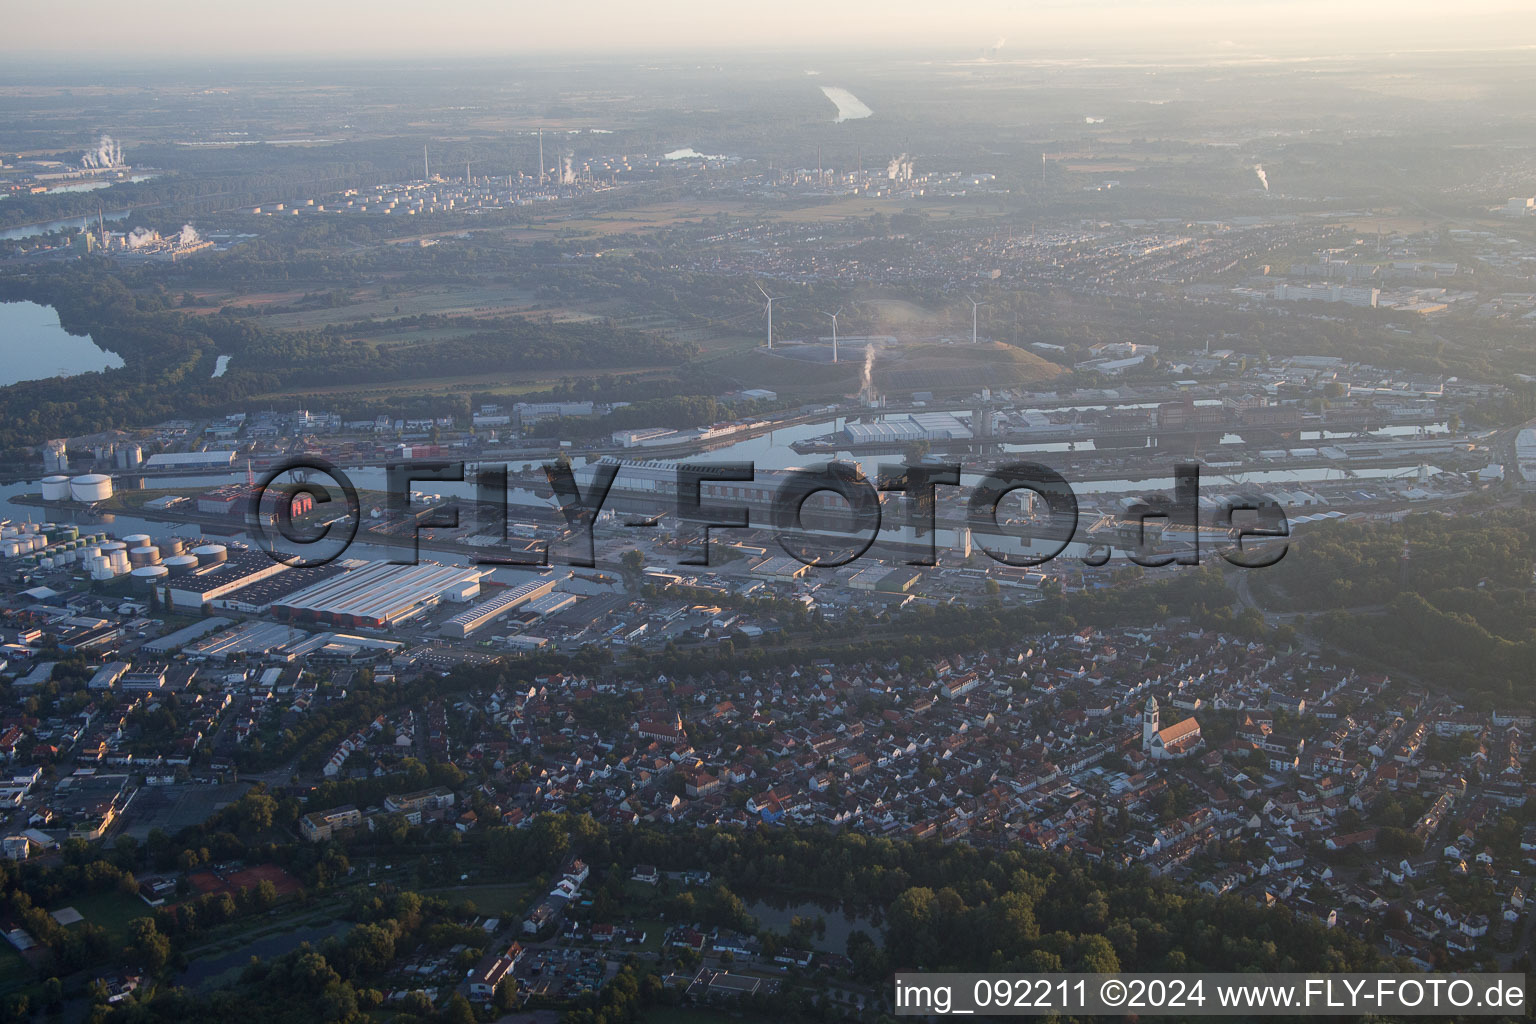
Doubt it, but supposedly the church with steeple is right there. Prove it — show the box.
[1141,695,1203,761]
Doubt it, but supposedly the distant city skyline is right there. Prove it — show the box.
[4,0,1534,59]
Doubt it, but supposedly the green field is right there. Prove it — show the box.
[420,882,532,917]
[52,889,152,945]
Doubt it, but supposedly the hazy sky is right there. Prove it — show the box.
[5,0,1533,58]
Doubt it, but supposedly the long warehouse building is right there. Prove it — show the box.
[439,575,561,637]
[272,562,486,628]
[142,450,238,470]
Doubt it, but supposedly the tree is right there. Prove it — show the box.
[128,917,171,973]
[493,977,518,1013]
[443,992,476,1024]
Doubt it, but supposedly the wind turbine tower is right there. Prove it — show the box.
[822,308,842,363]
[757,282,783,350]
[968,296,987,345]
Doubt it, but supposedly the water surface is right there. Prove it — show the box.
[0,301,123,385]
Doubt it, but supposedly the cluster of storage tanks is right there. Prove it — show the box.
[124,538,226,590]
[1,523,115,572]
[2,523,226,588]
[39,474,114,503]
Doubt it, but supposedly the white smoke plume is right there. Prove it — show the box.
[80,135,125,171]
[993,36,1007,54]
[178,224,201,246]
[126,227,157,249]
[861,344,875,395]
[1253,164,1269,191]
[820,86,873,123]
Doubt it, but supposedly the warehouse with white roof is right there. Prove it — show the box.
[272,562,486,628]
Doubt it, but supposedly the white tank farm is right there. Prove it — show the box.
[70,473,113,502]
[41,476,70,501]
[131,565,169,589]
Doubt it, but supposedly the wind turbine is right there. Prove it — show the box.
[967,295,987,345]
[757,282,784,349]
[821,308,842,363]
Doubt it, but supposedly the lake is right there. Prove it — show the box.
[747,897,882,955]
[0,300,123,386]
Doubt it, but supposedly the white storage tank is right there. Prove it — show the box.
[192,543,228,566]
[41,476,71,501]
[70,473,113,502]
[110,551,130,573]
[122,533,151,547]
[131,565,169,589]
[163,554,199,576]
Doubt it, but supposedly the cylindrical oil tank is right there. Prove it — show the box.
[128,546,161,567]
[69,473,113,502]
[122,533,150,547]
[163,554,199,576]
[110,552,130,573]
[192,543,227,566]
[131,565,169,589]
[160,537,186,557]
[40,476,70,501]
[40,557,54,570]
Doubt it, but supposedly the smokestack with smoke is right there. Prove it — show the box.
[81,134,125,171]
[178,224,200,246]
[126,227,157,249]
[1253,164,1269,191]
[861,344,875,399]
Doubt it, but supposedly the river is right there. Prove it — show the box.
[0,209,129,242]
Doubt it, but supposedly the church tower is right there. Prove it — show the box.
[1142,695,1160,752]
